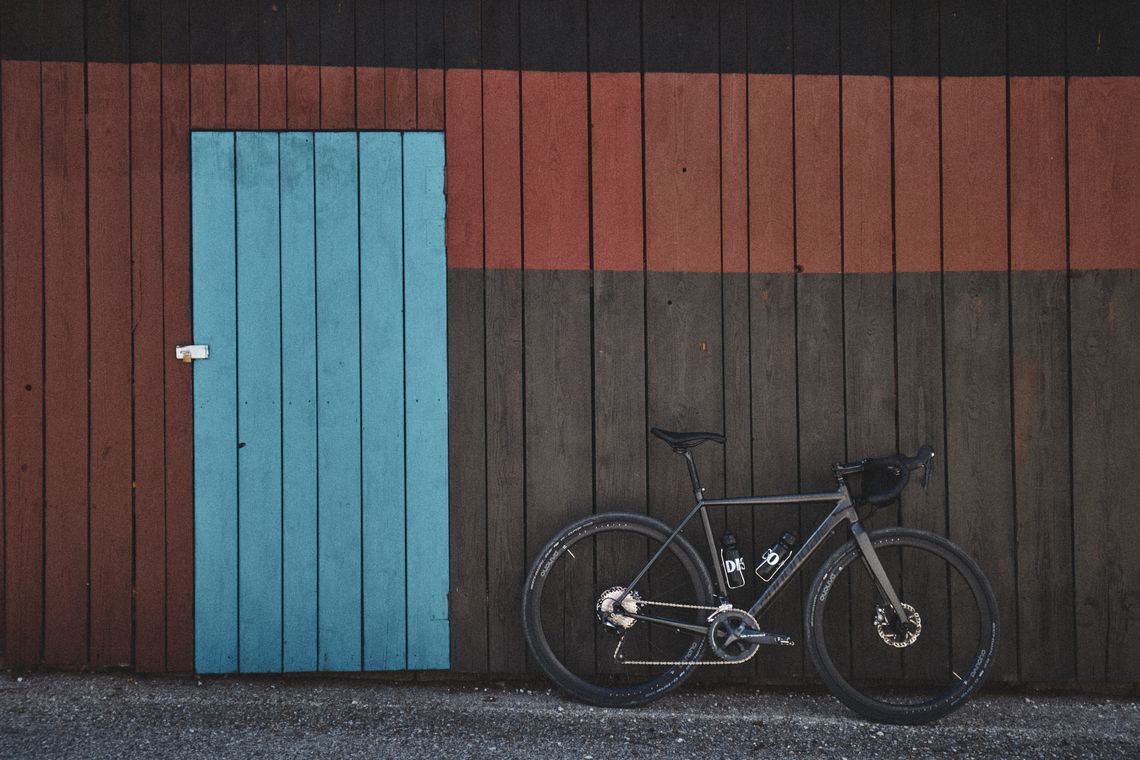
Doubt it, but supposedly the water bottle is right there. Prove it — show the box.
[720,532,747,589]
[756,531,797,582]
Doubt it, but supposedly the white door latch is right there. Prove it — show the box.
[175,344,210,363]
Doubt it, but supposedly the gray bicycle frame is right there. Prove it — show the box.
[616,448,910,636]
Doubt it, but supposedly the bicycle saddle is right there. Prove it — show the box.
[650,427,725,449]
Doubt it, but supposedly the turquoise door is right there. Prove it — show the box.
[190,131,448,673]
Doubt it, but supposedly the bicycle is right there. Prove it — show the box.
[522,427,998,725]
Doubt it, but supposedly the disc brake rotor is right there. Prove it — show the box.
[874,602,922,648]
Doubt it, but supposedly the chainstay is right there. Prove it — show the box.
[611,600,758,667]
[612,636,757,667]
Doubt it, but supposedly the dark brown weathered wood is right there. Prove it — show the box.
[894,273,949,681]
[446,268,489,673]
[1071,270,1140,683]
[485,268,527,673]
[943,273,1017,682]
[522,269,594,673]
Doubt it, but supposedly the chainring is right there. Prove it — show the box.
[706,609,761,663]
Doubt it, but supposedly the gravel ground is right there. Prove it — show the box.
[1,672,1137,759]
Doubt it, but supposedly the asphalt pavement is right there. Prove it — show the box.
[1,672,1137,759]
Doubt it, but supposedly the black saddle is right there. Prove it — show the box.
[650,427,725,450]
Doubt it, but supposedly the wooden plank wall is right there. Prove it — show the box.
[0,0,1138,687]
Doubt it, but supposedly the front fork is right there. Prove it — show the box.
[850,521,910,626]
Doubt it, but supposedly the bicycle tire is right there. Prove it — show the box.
[805,527,998,725]
[522,512,715,707]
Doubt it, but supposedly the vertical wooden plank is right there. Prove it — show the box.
[746,0,799,673]
[130,57,167,673]
[403,132,450,669]
[840,1,899,681]
[385,0,418,129]
[720,0,750,515]
[162,0,195,673]
[643,66,724,518]
[1069,79,1140,682]
[1071,271,1140,683]
[258,0,287,129]
[41,56,89,668]
[88,59,135,668]
[189,0,226,128]
[191,131,238,674]
[320,0,356,128]
[359,132,407,671]
[225,0,259,129]
[589,0,645,513]
[1009,2,1073,680]
[520,0,593,675]
[235,132,283,673]
[940,73,1017,681]
[443,64,488,672]
[587,0,647,679]
[483,35,527,671]
[314,132,363,671]
[417,0,445,129]
[1,59,44,667]
[1069,78,1140,270]
[356,0,385,129]
[286,0,320,129]
[279,132,319,672]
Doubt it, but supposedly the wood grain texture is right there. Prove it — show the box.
[130,61,167,673]
[321,66,356,129]
[41,61,89,668]
[1011,270,1074,681]
[162,61,196,673]
[841,76,892,273]
[943,272,1017,681]
[2,60,45,667]
[1010,77,1066,271]
[446,268,489,672]
[225,63,258,129]
[386,67,417,130]
[1071,270,1140,682]
[1069,78,1140,269]
[590,72,643,271]
[892,77,941,273]
[941,77,1007,271]
[793,75,841,274]
[521,71,589,270]
[749,75,794,274]
[485,269,526,673]
[87,63,134,667]
[644,72,720,273]
[444,69,483,269]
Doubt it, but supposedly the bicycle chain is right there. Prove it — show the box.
[610,600,758,667]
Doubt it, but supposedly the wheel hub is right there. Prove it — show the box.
[874,603,922,647]
[597,586,641,631]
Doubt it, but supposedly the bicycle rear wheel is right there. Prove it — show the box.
[805,527,998,724]
[522,512,714,707]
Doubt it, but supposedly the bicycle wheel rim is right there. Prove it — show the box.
[527,521,709,701]
[809,533,997,719]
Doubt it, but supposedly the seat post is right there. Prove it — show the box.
[678,448,705,502]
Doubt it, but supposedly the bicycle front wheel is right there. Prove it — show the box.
[523,512,714,707]
[805,527,998,724]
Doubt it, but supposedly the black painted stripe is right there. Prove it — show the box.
[1,0,1138,75]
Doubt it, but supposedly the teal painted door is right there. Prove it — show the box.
[191,131,448,673]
